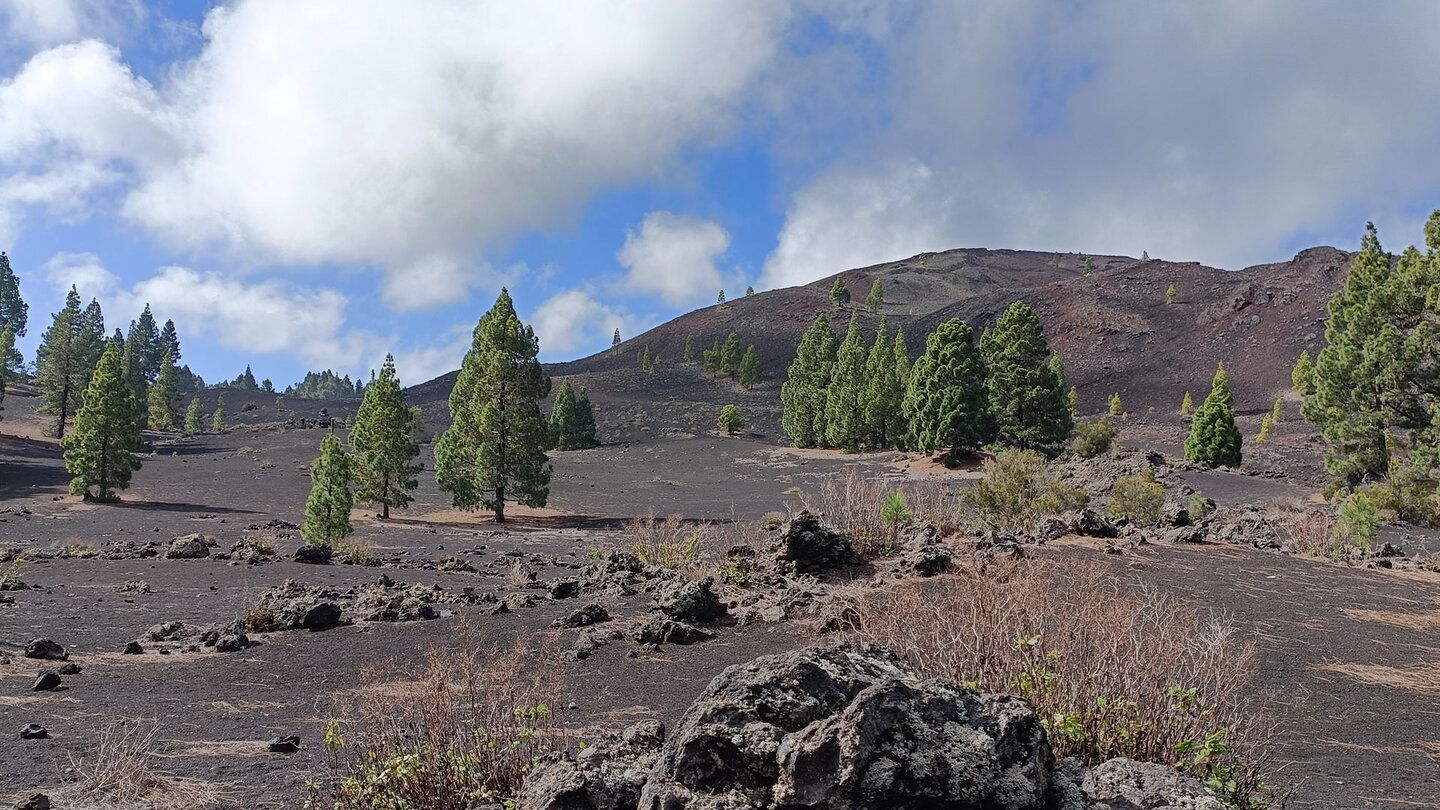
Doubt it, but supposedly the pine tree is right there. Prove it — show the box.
[738,345,760,390]
[61,342,141,501]
[131,304,161,381]
[1141,250,1150,261]
[717,404,743,436]
[720,332,741,377]
[351,354,421,519]
[980,302,1073,455]
[1109,393,1123,416]
[159,319,181,364]
[888,327,911,447]
[1181,391,1194,415]
[435,288,552,523]
[146,352,181,431]
[574,387,598,448]
[1068,386,1078,415]
[1166,285,1177,305]
[77,298,105,384]
[1302,222,1395,487]
[1257,413,1274,443]
[0,252,26,373]
[1082,255,1095,277]
[860,318,899,448]
[745,286,755,297]
[1291,350,1315,396]
[683,335,696,365]
[234,365,259,389]
[301,429,354,545]
[824,314,868,451]
[702,340,721,377]
[184,397,204,436]
[36,287,88,439]
[550,377,578,449]
[902,318,995,461]
[120,326,148,428]
[212,395,226,432]
[640,347,653,372]
[0,324,11,420]
[612,328,621,348]
[717,289,726,308]
[1271,397,1284,424]
[865,279,884,313]
[780,314,838,448]
[830,277,850,306]
[1185,363,1243,468]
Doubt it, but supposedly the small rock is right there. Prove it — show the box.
[57,663,81,675]
[267,735,301,753]
[553,602,610,629]
[19,723,47,739]
[31,671,61,692]
[302,602,343,631]
[122,641,144,655]
[23,638,67,661]
[165,534,212,559]
[13,793,49,810]
[293,544,332,564]
[547,578,582,599]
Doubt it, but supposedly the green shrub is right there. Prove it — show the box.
[1333,493,1377,548]
[1364,463,1440,527]
[1108,393,1123,416]
[1072,417,1118,459]
[1189,491,1211,520]
[717,404,743,436]
[1108,469,1165,525]
[880,492,913,530]
[960,449,1090,534]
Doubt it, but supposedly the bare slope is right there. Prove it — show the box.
[409,246,1350,443]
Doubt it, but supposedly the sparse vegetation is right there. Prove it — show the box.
[626,511,703,572]
[1333,493,1377,548]
[60,720,220,810]
[1109,392,1123,416]
[1166,284,1177,304]
[960,449,1089,534]
[1108,469,1166,525]
[309,627,564,809]
[853,561,1272,808]
[1181,391,1194,415]
[1072,417,1119,459]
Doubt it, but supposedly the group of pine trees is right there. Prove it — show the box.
[549,378,598,450]
[286,369,366,399]
[699,332,760,388]
[783,302,1074,460]
[1291,213,1440,509]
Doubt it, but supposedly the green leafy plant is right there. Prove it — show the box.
[1072,417,1119,459]
[1333,492,1377,548]
[1108,469,1166,525]
[1189,491,1212,520]
[960,449,1089,534]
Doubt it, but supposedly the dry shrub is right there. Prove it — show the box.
[310,623,567,809]
[334,538,376,566]
[800,467,902,558]
[1268,501,1337,557]
[58,720,221,810]
[853,561,1274,806]
[624,510,708,575]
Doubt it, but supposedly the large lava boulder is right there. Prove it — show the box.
[651,577,727,623]
[771,511,860,576]
[166,534,213,559]
[638,642,1052,809]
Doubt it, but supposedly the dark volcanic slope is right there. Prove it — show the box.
[409,246,1351,442]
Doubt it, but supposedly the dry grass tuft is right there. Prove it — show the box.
[311,621,567,809]
[1340,606,1440,632]
[56,720,223,809]
[624,510,709,576]
[852,560,1275,806]
[1318,661,1440,695]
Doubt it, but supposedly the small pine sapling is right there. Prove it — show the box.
[717,404,743,436]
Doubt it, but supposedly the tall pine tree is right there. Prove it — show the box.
[351,354,421,519]
[158,319,181,365]
[131,304,161,382]
[980,302,1074,455]
[0,324,12,420]
[824,314,868,451]
[780,314,838,447]
[78,298,106,384]
[36,287,87,439]
[719,332,742,377]
[435,289,552,522]
[1185,362,1243,468]
[184,397,204,436]
[550,377,577,449]
[865,279,884,313]
[860,318,901,449]
[737,345,760,390]
[902,318,995,462]
[302,429,354,545]
[147,352,181,431]
[574,387,598,448]
[121,325,149,428]
[61,342,141,501]
[0,252,26,373]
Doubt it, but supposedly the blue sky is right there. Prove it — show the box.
[3,1,1440,388]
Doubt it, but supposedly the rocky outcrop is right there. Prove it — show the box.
[651,577,727,623]
[770,511,859,576]
[165,534,213,559]
[518,643,1228,810]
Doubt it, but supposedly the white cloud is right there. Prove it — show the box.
[530,289,629,361]
[617,211,739,306]
[0,0,144,48]
[389,323,473,386]
[43,251,384,371]
[763,1,1440,287]
[0,0,790,302]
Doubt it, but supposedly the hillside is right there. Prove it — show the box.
[409,246,1351,443]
